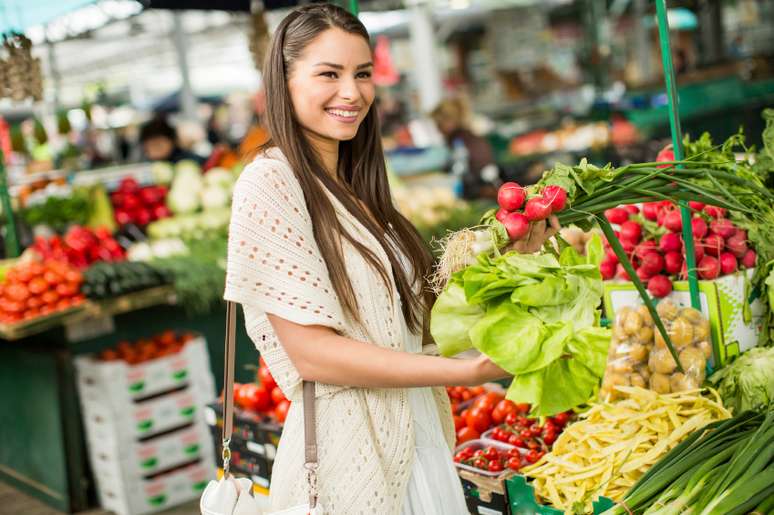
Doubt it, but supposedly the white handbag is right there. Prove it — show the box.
[200,302,324,515]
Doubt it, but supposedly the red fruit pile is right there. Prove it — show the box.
[495,182,567,241]
[454,444,525,474]
[0,260,85,324]
[449,389,507,444]
[31,226,125,269]
[601,201,757,298]
[111,178,171,227]
[487,410,572,453]
[98,330,197,364]
[233,357,291,424]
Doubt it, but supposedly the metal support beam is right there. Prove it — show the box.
[170,12,197,120]
[408,2,443,113]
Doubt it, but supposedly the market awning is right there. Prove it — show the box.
[0,0,97,33]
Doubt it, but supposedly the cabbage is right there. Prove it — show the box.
[429,234,611,416]
[709,346,774,413]
[200,186,229,210]
[151,161,174,185]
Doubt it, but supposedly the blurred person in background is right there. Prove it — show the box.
[431,97,499,200]
[139,115,205,164]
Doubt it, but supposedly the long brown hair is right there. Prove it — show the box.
[261,3,433,333]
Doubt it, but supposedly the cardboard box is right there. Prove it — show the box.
[75,336,214,402]
[603,269,763,367]
[88,422,214,477]
[94,460,213,515]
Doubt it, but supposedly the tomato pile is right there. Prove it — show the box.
[233,357,291,424]
[98,330,197,364]
[454,444,524,474]
[30,226,125,269]
[111,178,171,227]
[0,260,84,324]
[600,201,757,298]
[487,411,573,453]
[448,387,526,445]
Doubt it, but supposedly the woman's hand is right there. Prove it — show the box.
[468,353,510,385]
[507,215,561,254]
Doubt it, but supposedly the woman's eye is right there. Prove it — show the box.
[320,71,338,78]
[356,71,372,79]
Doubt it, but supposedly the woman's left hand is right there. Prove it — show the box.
[507,215,561,254]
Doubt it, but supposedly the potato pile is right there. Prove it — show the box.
[601,300,712,400]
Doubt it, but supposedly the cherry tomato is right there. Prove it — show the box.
[258,366,277,392]
[520,428,532,439]
[274,399,290,423]
[504,412,518,426]
[27,278,48,295]
[543,433,557,446]
[528,440,541,450]
[508,434,521,446]
[488,460,504,473]
[507,457,522,470]
[491,399,518,425]
[460,447,475,459]
[516,403,531,414]
[5,283,30,302]
[517,416,531,427]
[461,390,473,401]
[453,415,465,432]
[526,450,541,464]
[512,438,526,448]
[530,425,543,437]
[473,449,487,459]
[473,458,488,470]
[456,426,479,444]
[470,386,486,396]
[453,453,464,463]
[483,447,499,461]
[553,412,571,426]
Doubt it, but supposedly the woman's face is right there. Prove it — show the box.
[288,28,375,147]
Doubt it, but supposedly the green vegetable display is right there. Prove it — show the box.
[708,346,774,414]
[431,235,610,416]
[22,191,90,231]
[604,410,774,515]
[82,261,171,299]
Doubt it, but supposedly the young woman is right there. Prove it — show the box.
[224,5,557,514]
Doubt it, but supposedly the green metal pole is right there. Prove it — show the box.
[0,148,19,258]
[655,0,701,310]
[348,0,359,17]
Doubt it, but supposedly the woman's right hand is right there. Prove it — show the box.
[467,353,510,385]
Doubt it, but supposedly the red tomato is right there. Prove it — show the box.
[41,290,60,305]
[491,399,518,424]
[27,278,48,295]
[472,458,488,470]
[43,271,61,286]
[520,428,532,439]
[453,415,465,431]
[488,460,504,473]
[460,409,471,421]
[553,412,571,426]
[5,283,30,302]
[456,426,479,444]
[466,407,492,433]
[258,366,277,392]
[507,457,522,471]
[274,400,290,423]
[504,412,518,426]
[526,450,541,464]
[470,386,486,396]
[516,403,531,414]
[460,390,473,401]
[271,386,286,406]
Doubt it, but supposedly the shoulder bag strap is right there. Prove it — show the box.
[222,302,319,508]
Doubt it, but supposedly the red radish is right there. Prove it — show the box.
[725,234,748,258]
[498,182,526,211]
[692,218,708,239]
[605,247,619,264]
[524,197,552,221]
[604,207,629,225]
[692,243,705,265]
[710,219,736,238]
[704,205,727,218]
[659,232,682,253]
[688,201,706,211]
[620,237,637,254]
[616,264,631,281]
[741,249,757,269]
[502,213,530,240]
[656,146,675,169]
[664,251,684,275]
[542,185,567,212]
[600,260,616,280]
[648,275,673,297]
[642,202,661,221]
[719,252,738,275]
[734,229,748,241]
[640,251,665,275]
[704,233,725,257]
[663,210,683,232]
[623,205,640,215]
[698,255,721,280]
[495,208,509,222]
[637,267,654,282]
[634,240,658,259]
[620,221,643,243]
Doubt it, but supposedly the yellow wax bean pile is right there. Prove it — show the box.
[521,386,730,513]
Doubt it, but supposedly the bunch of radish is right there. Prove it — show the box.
[495,182,567,241]
[600,200,757,298]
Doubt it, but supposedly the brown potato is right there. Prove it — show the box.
[636,305,654,327]
[679,347,706,376]
[649,347,678,375]
[696,340,713,360]
[628,343,649,363]
[650,372,671,394]
[656,300,679,321]
[630,373,646,389]
[671,318,695,348]
[679,307,704,324]
[636,326,654,345]
[624,311,644,336]
[693,319,710,342]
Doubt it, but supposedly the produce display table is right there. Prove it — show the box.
[0,293,257,513]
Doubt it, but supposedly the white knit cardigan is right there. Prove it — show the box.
[224,148,455,514]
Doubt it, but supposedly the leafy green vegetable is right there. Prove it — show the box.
[430,234,611,416]
[708,346,774,414]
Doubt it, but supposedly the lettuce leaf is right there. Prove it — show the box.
[431,281,485,357]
